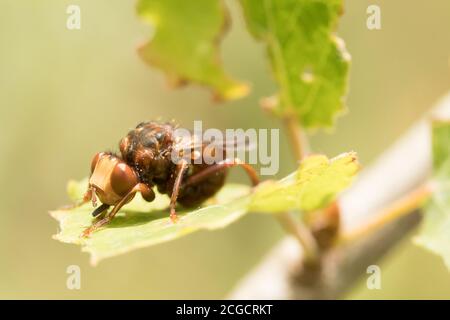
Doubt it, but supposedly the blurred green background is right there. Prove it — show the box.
[1,0,450,299]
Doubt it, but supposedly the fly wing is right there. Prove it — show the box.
[172,132,256,163]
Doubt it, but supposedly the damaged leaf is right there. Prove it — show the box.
[240,0,351,128]
[137,0,249,100]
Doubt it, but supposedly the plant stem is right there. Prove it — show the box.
[276,212,319,263]
[284,115,306,162]
[274,114,319,262]
[339,183,432,245]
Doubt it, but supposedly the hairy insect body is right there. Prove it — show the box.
[81,120,259,237]
[120,121,227,208]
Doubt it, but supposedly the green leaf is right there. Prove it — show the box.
[137,0,249,100]
[249,152,359,213]
[415,120,450,269]
[50,153,358,264]
[239,0,351,128]
[51,184,251,265]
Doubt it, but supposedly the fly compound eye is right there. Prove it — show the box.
[110,162,138,196]
[91,152,105,173]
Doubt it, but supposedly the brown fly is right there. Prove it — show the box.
[79,121,259,237]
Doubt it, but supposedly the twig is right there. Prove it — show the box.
[229,91,450,300]
[339,183,432,244]
[228,211,421,299]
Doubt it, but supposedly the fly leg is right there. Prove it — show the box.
[183,158,260,188]
[169,159,189,222]
[81,183,153,238]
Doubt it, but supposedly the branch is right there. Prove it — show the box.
[229,92,450,299]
